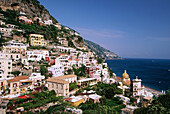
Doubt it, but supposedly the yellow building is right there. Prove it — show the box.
[121,70,131,86]
[69,96,84,107]
[29,34,47,47]
[7,76,33,94]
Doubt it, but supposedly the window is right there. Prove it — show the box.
[8,62,11,65]
[8,67,11,69]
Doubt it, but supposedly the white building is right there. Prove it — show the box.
[0,27,12,36]
[48,58,64,77]
[29,73,45,86]
[57,46,76,53]
[44,20,53,25]
[0,58,13,79]
[58,54,70,70]
[132,76,144,96]
[0,52,21,61]
[0,20,5,26]
[3,40,28,53]
[132,76,154,99]
[54,23,62,29]
[26,50,49,61]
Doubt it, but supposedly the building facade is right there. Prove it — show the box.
[46,74,77,96]
[2,40,27,53]
[29,34,47,47]
[26,49,49,61]
[7,76,33,94]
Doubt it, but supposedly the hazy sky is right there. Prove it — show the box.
[39,0,170,59]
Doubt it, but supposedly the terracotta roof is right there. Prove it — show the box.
[47,74,77,84]
[59,53,67,56]
[123,80,131,86]
[55,74,77,79]
[7,76,29,82]
[74,59,80,61]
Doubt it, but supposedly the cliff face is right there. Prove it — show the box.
[0,0,57,23]
[84,39,121,59]
[0,0,120,59]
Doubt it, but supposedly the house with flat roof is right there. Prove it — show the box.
[77,78,97,87]
[2,40,28,54]
[29,34,47,47]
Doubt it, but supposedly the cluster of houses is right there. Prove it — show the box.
[0,23,112,98]
[0,10,164,114]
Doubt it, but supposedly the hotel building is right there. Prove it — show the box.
[29,34,47,47]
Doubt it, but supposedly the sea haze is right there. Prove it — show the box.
[106,58,170,92]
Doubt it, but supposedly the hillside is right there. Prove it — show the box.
[0,0,120,59]
[84,39,121,59]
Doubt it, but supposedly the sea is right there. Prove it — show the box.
[106,58,170,92]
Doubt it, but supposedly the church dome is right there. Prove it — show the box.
[122,70,129,79]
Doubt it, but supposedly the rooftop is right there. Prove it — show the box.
[78,78,96,82]
[47,74,76,84]
[7,76,29,82]
[89,94,102,100]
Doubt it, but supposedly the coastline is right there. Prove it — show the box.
[115,76,163,96]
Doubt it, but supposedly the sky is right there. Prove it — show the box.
[39,0,170,59]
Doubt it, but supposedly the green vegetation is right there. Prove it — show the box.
[75,82,124,113]
[8,90,65,110]
[134,93,170,114]
[108,67,113,78]
[0,9,18,25]
[84,39,120,59]
[73,64,86,78]
[40,65,48,78]
[79,96,125,113]
[0,37,6,47]
[97,57,103,64]
[69,82,78,91]
[11,71,21,76]
[94,82,122,99]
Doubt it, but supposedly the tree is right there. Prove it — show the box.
[69,82,78,91]
[105,87,115,99]
[11,71,20,76]
[40,65,48,75]
[97,57,103,64]
[67,69,73,74]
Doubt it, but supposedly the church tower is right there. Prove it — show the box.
[121,70,131,86]
[132,76,142,96]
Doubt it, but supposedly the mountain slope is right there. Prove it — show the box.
[84,39,121,59]
[0,0,121,59]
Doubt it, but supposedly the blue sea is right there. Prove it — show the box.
[106,58,170,92]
